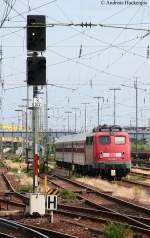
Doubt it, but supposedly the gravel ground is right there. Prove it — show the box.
[19,215,105,238]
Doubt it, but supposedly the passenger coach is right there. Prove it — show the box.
[55,125,131,178]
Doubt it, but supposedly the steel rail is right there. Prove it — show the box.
[0,197,25,207]
[132,166,150,171]
[130,171,150,178]
[51,173,150,215]
[19,223,79,238]
[0,233,16,238]
[122,178,150,189]
[76,195,150,230]
[48,174,150,230]
[58,204,150,226]
[2,173,29,204]
[0,218,50,238]
[56,209,150,235]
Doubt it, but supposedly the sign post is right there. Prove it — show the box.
[46,195,57,223]
[44,175,47,193]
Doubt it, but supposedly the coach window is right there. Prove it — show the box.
[115,136,126,144]
[99,136,110,144]
[86,136,94,145]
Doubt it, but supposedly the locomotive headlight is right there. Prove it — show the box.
[100,152,110,158]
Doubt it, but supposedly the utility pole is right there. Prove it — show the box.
[27,15,46,194]
[65,111,72,133]
[32,86,39,193]
[93,97,104,126]
[18,105,27,157]
[109,88,121,125]
[28,86,42,192]
[122,80,146,160]
[45,84,48,145]
[43,85,49,173]
[81,103,89,132]
[0,45,3,160]
[22,86,31,167]
[72,108,80,133]
[15,109,23,154]
[134,78,138,160]
[0,45,3,119]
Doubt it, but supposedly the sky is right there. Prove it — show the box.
[0,0,150,131]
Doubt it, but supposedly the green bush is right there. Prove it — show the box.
[0,162,4,168]
[17,185,33,193]
[21,167,27,173]
[10,168,18,173]
[59,189,76,201]
[13,156,22,162]
[27,169,33,177]
[104,222,131,238]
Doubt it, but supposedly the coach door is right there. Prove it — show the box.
[85,136,94,164]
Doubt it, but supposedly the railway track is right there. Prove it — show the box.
[0,173,80,238]
[49,173,150,213]
[130,167,150,179]
[19,212,150,237]
[1,168,150,237]
[0,218,49,238]
[57,204,150,235]
[118,178,150,190]
[0,173,28,214]
[45,172,150,231]
[0,171,103,237]
[132,166,150,171]
[0,174,29,209]
[20,223,83,238]
[2,173,29,203]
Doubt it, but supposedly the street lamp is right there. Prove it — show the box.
[93,97,104,126]
[109,88,121,125]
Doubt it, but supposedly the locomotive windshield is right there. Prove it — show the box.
[115,136,126,144]
[99,136,110,144]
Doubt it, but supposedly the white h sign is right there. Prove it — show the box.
[47,195,57,210]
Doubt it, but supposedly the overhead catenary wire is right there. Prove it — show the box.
[0,22,150,32]
[2,0,25,20]
[4,83,76,91]
[1,1,150,128]
[7,0,58,21]
[2,25,149,97]
[1,0,17,27]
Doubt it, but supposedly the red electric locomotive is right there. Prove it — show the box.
[55,125,131,178]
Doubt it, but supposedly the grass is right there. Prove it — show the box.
[12,155,24,163]
[104,222,132,238]
[17,185,33,193]
[59,189,76,201]
[10,168,18,173]
[0,162,5,168]
[26,169,33,177]
[129,174,145,181]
